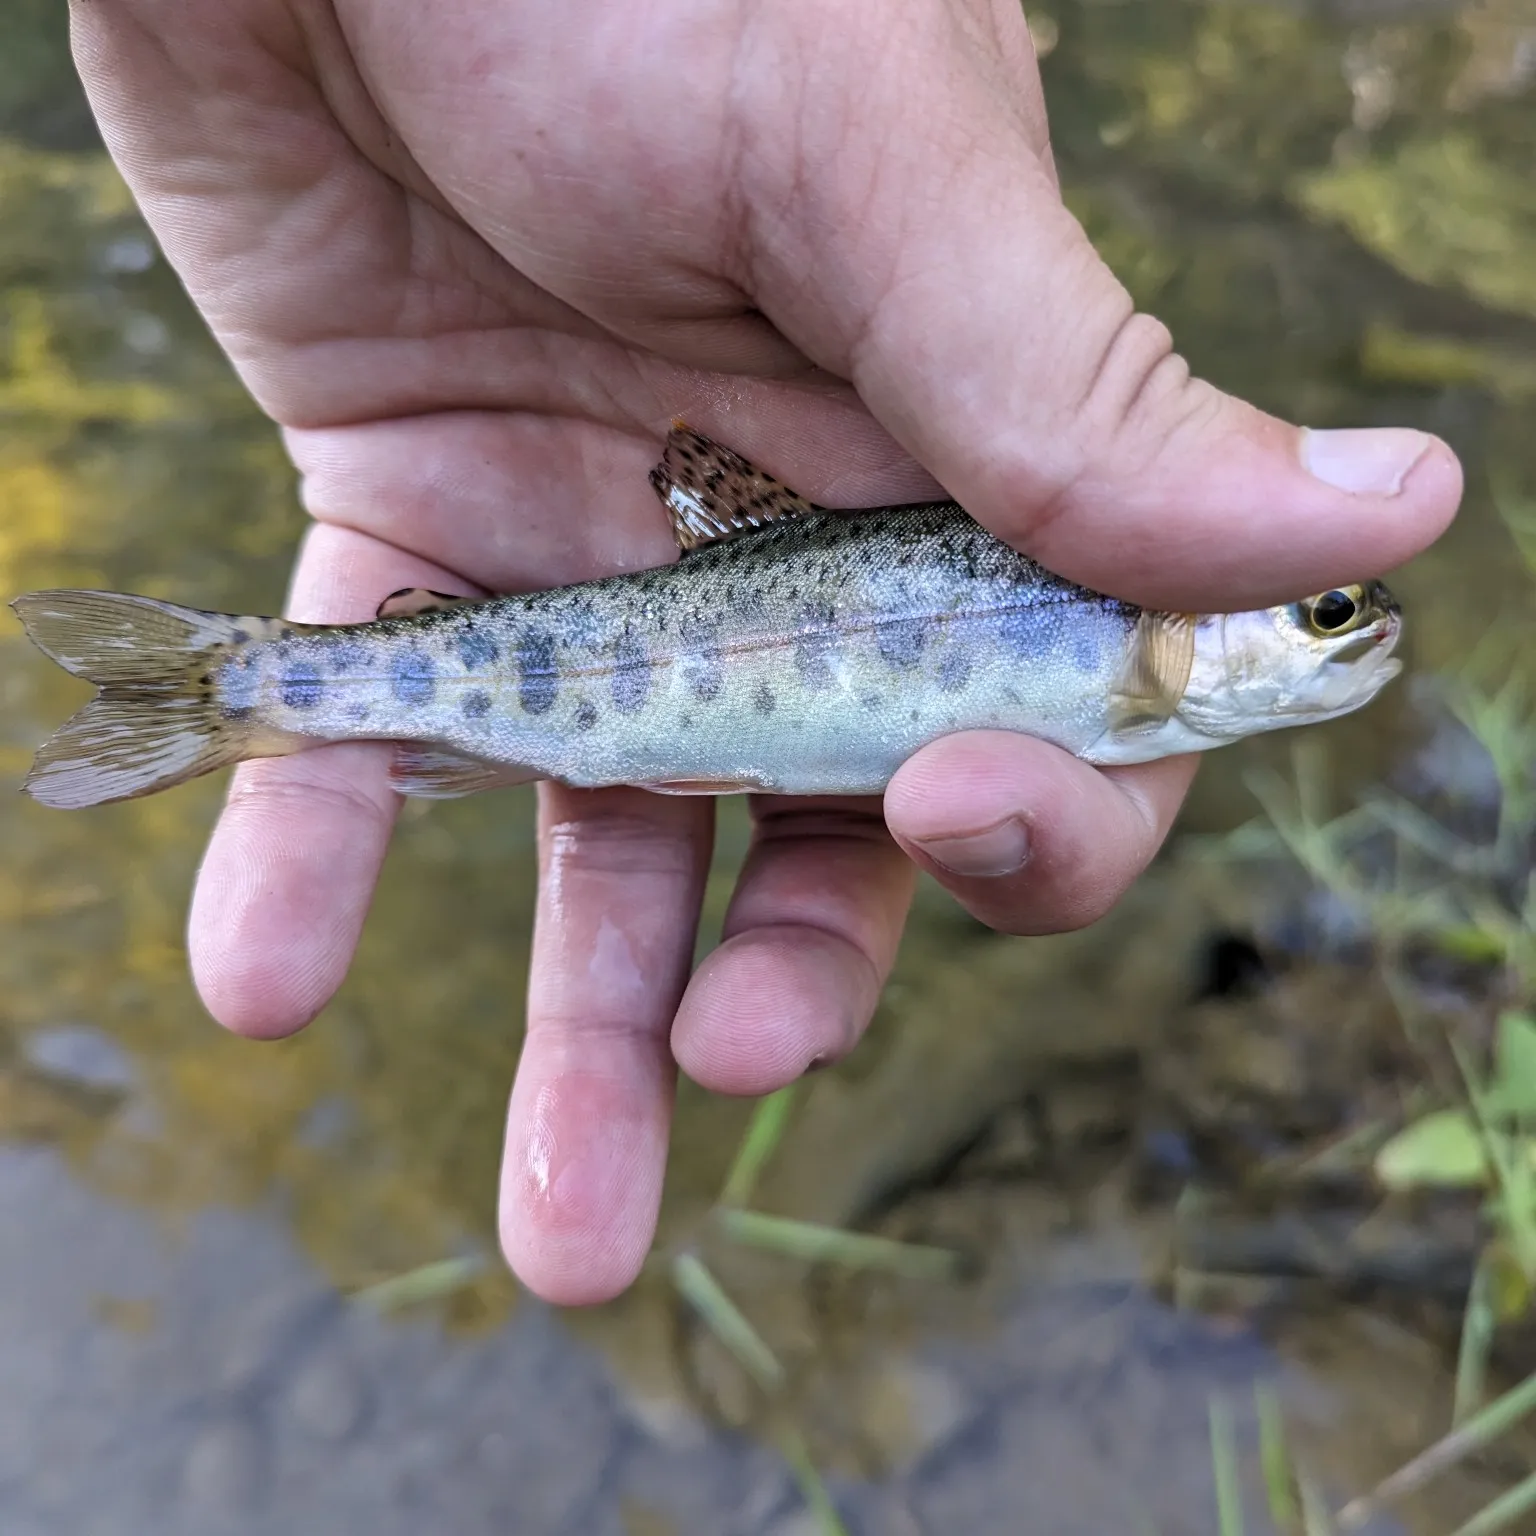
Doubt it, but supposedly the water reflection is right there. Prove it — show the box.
[1,0,1534,1529]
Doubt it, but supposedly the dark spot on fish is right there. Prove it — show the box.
[679,713,693,730]
[231,628,249,645]
[215,652,259,719]
[938,650,973,694]
[328,641,371,674]
[391,649,436,706]
[345,702,370,722]
[753,681,775,715]
[561,601,605,653]
[878,615,929,669]
[462,689,492,720]
[574,701,598,731]
[794,640,832,689]
[280,662,325,710]
[612,631,652,714]
[279,626,295,640]
[517,629,558,715]
[683,654,722,702]
[794,602,838,689]
[999,606,1053,658]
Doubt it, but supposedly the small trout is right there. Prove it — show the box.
[13,427,1403,811]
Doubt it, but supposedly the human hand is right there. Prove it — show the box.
[70,0,1459,1303]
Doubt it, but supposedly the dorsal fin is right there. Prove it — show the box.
[648,423,822,552]
[376,588,472,620]
[1108,610,1198,732]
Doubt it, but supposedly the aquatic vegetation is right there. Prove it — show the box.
[1191,474,1536,1533]
[351,1083,962,1534]
[665,1086,961,1534]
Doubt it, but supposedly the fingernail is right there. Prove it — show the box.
[1301,427,1431,496]
[912,816,1029,878]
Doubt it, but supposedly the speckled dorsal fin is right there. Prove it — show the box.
[648,423,822,552]
[1108,610,1197,732]
[387,744,542,798]
[376,588,472,620]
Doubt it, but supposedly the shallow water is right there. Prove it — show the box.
[2,2,1534,1531]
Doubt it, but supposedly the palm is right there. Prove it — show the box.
[70,0,1457,1304]
[76,0,947,1302]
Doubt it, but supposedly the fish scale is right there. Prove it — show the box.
[218,507,1131,797]
[12,426,1404,810]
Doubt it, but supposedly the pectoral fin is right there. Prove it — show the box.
[1108,610,1197,732]
[648,423,822,552]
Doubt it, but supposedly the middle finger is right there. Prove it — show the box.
[672,796,916,1095]
[499,783,713,1305]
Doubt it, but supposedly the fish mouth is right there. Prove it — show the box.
[1324,605,1404,669]
[1310,624,1403,712]
[1326,633,1386,667]
[1263,613,1403,720]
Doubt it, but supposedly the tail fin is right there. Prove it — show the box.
[12,590,281,809]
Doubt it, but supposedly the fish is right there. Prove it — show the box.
[10,426,1404,812]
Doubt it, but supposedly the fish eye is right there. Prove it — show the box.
[1302,585,1369,637]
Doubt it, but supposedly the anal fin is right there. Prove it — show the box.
[648,423,822,552]
[640,776,770,796]
[388,744,543,798]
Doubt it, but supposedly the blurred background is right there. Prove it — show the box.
[2,1,1535,1532]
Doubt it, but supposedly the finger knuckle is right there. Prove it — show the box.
[540,810,700,881]
[1024,307,1215,546]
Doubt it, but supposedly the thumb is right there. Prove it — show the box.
[739,1,1460,611]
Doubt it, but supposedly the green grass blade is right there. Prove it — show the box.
[1210,1396,1246,1536]
[1453,1037,1536,1278]
[1338,1369,1536,1527]
[719,1087,798,1208]
[1359,789,1488,875]
[715,1208,961,1279]
[1454,1251,1497,1425]
[670,1252,784,1393]
[1447,1468,1536,1536]
[778,1425,851,1536]
[1491,467,1536,575]
[1297,1467,1338,1536]
[1257,1384,1300,1531]
[350,1254,486,1312]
